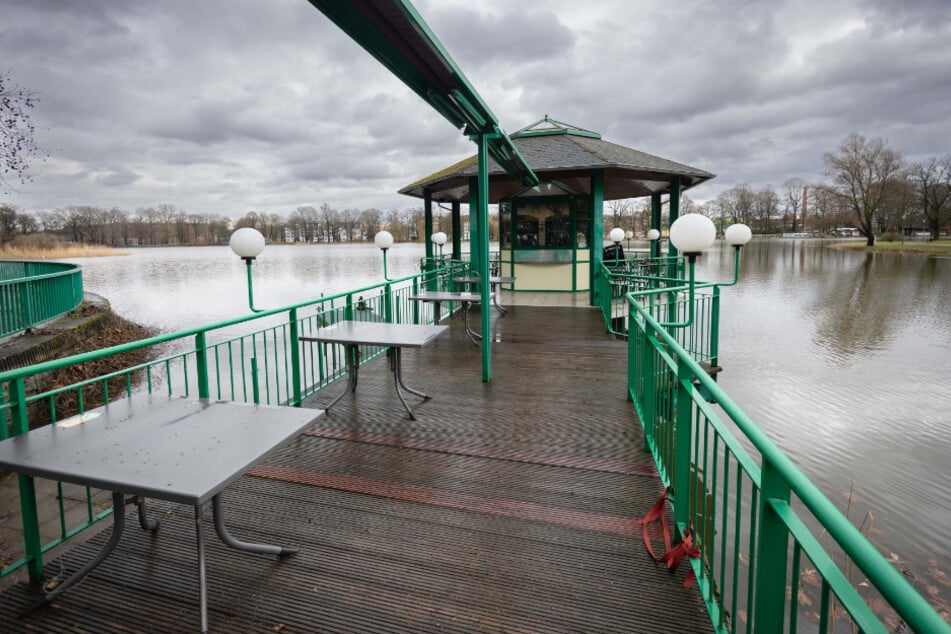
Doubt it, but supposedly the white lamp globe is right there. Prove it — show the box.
[646,228,661,241]
[625,230,634,239]
[374,230,394,250]
[229,227,266,259]
[725,223,753,247]
[431,231,447,246]
[609,227,626,243]
[669,213,717,254]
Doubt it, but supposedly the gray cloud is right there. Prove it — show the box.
[1,0,949,216]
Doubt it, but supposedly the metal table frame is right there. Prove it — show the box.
[300,320,447,420]
[0,395,322,633]
[408,291,491,346]
[453,276,515,314]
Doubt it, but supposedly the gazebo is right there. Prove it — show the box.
[400,116,714,303]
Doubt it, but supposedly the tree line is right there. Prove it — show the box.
[607,134,951,247]
[0,201,468,248]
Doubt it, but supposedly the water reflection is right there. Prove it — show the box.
[699,239,951,580]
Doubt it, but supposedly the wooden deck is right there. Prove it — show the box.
[0,304,713,633]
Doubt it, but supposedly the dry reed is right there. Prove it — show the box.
[0,244,128,259]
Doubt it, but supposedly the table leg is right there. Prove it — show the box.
[22,491,127,617]
[324,343,359,411]
[195,503,209,634]
[389,347,430,420]
[491,283,508,315]
[212,494,298,557]
[462,302,482,346]
[133,495,160,531]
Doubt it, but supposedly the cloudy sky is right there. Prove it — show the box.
[2,0,949,219]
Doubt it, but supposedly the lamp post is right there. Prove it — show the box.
[662,213,717,328]
[608,227,625,266]
[723,223,752,286]
[625,230,633,251]
[431,231,447,261]
[229,227,266,313]
[375,230,394,281]
[647,228,661,259]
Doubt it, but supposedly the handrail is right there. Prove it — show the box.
[0,261,469,582]
[623,273,950,632]
[0,261,84,339]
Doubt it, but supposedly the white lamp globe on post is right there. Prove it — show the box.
[646,228,661,259]
[431,231,447,260]
[229,227,266,312]
[625,230,633,250]
[608,227,626,266]
[663,213,717,328]
[724,223,753,285]
[669,213,717,262]
[375,230,395,280]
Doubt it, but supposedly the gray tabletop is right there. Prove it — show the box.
[408,291,491,303]
[0,395,322,506]
[300,320,447,347]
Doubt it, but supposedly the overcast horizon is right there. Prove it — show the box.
[2,0,949,219]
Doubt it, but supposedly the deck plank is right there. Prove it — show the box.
[0,305,713,633]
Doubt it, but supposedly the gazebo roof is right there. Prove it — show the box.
[399,116,715,202]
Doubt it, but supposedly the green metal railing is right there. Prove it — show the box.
[0,261,468,582]
[620,268,951,633]
[0,261,84,339]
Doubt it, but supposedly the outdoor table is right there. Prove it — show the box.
[453,275,516,314]
[0,394,322,633]
[408,290,491,346]
[300,320,447,420]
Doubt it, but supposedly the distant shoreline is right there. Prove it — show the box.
[826,240,951,256]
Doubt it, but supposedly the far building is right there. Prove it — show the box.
[399,116,714,302]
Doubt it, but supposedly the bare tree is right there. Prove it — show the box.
[1,72,49,192]
[753,186,779,233]
[607,198,633,232]
[783,178,806,232]
[715,185,755,227]
[360,208,382,242]
[0,203,17,243]
[340,207,360,242]
[911,155,951,240]
[822,133,905,246]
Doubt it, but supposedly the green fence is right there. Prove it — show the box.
[0,261,467,582]
[622,271,950,633]
[0,261,84,339]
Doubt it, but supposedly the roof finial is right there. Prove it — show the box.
[544,114,548,120]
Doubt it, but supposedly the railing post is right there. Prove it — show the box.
[710,287,721,368]
[21,281,34,331]
[640,326,657,453]
[674,358,694,529]
[250,356,261,405]
[9,378,43,581]
[383,283,393,323]
[753,459,792,632]
[289,308,302,407]
[412,278,420,324]
[344,294,354,321]
[194,332,210,400]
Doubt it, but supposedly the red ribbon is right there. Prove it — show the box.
[637,488,701,588]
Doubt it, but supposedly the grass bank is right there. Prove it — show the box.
[827,240,951,256]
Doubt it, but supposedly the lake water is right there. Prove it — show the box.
[65,240,951,592]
